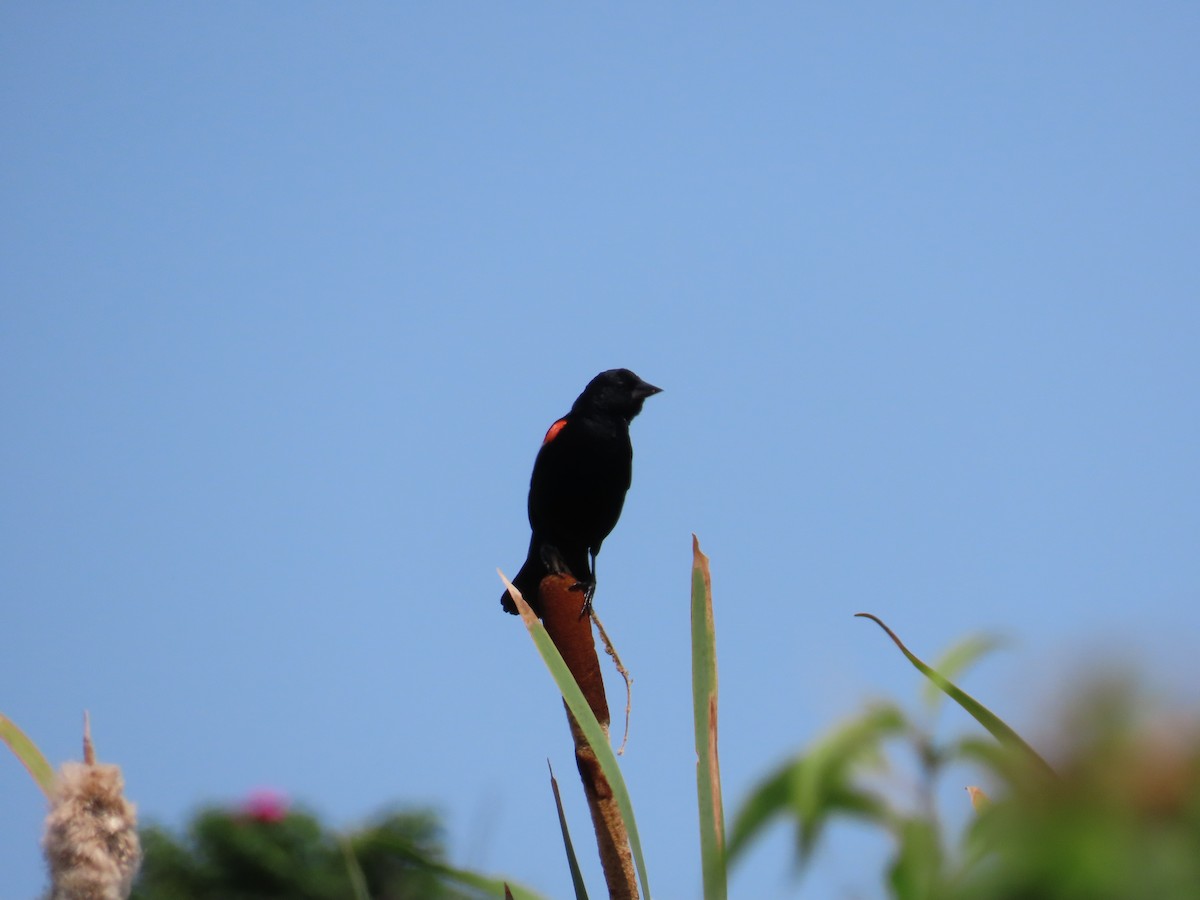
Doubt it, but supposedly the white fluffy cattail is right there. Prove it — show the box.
[42,717,140,900]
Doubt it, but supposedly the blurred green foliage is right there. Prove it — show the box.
[729,636,1200,899]
[958,680,1200,900]
[131,802,474,900]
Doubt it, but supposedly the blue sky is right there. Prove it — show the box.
[3,4,1198,898]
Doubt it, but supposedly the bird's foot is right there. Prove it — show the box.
[569,579,596,618]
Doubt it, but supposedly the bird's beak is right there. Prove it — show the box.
[633,380,663,399]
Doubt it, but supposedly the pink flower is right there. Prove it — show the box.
[242,788,289,823]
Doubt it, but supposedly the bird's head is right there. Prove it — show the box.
[574,368,662,421]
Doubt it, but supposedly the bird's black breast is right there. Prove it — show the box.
[527,414,633,552]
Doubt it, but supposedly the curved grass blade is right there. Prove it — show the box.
[411,860,550,900]
[691,536,726,900]
[364,832,552,900]
[501,571,652,899]
[443,870,545,900]
[1,713,55,797]
[338,835,370,900]
[728,703,905,863]
[855,613,1055,779]
[888,817,942,900]
[922,634,1004,710]
[548,761,589,899]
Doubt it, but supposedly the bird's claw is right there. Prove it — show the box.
[569,579,596,618]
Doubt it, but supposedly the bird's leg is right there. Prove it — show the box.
[542,543,595,614]
[570,581,596,618]
[568,550,599,618]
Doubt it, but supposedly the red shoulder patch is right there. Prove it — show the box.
[542,418,568,445]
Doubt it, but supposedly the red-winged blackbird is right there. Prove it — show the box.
[501,368,662,616]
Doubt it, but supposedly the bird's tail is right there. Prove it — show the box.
[500,537,544,615]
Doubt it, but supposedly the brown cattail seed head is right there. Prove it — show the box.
[42,760,141,900]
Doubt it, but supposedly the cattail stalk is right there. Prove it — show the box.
[538,573,638,900]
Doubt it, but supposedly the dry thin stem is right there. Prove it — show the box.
[82,711,94,766]
[591,609,633,755]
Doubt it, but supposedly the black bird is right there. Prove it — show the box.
[501,368,662,616]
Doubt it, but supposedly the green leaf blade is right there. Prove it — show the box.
[728,704,907,866]
[548,762,589,900]
[856,613,1055,779]
[691,536,727,900]
[922,633,1004,710]
[1,713,55,797]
